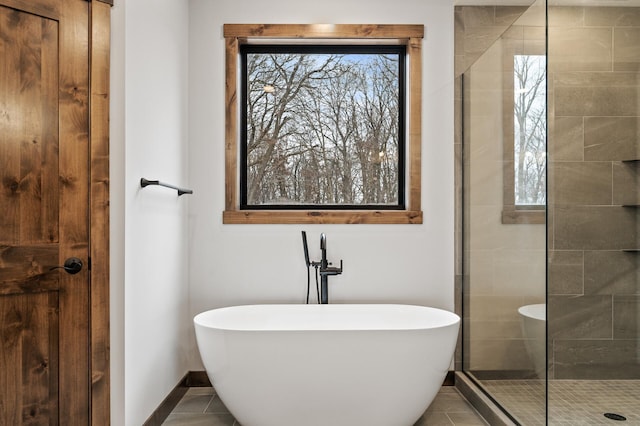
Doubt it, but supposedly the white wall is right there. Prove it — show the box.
[111,0,455,421]
[188,0,456,368]
[111,0,191,424]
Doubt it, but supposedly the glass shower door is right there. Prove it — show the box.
[460,1,547,424]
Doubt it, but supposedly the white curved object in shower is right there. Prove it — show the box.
[518,303,546,379]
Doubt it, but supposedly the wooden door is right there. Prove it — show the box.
[0,0,94,423]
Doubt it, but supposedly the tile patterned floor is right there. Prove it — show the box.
[480,379,640,426]
[549,381,640,425]
[161,385,488,426]
[480,380,545,425]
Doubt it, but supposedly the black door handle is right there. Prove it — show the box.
[50,257,83,275]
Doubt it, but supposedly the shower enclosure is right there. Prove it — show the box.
[457,0,640,424]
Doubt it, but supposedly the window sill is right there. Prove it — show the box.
[501,209,545,225]
[223,210,423,224]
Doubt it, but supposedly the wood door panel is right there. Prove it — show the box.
[0,245,59,295]
[57,0,90,422]
[0,6,59,246]
[1,0,109,422]
[1,1,91,424]
[0,292,59,426]
[0,0,60,21]
[0,6,63,425]
[89,3,111,422]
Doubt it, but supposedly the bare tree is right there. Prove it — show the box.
[246,53,341,204]
[245,50,402,206]
[514,54,546,205]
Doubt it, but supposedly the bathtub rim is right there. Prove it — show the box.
[517,303,546,322]
[194,303,460,332]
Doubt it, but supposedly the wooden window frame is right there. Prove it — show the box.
[222,24,424,224]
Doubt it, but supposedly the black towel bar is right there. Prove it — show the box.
[140,178,193,196]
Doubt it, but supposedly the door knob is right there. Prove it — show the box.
[50,257,83,275]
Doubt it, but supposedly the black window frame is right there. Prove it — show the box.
[239,43,407,211]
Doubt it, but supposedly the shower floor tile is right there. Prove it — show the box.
[162,385,488,426]
[550,380,640,425]
[479,380,545,426]
[480,379,640,425]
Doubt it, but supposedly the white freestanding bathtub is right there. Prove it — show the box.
[518,303,546,379]
[194,304,460,426]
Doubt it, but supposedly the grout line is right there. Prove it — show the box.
[169,386,489,426]
[202,395,214,414]
[443,412,457,426]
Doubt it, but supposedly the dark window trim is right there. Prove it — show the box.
[239,44,407,211]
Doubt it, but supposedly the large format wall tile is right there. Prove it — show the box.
[469,295,527,322]
[551,162,612,205]
[493,249,546,297]
[554,206,639,250]
[495,6,530,26]
[548,250,583,295]
[554,340,640,379]
[556,85,640,116]
[548,295,612,339]
[546,6,640,381]
[468,250,495,295]
[548,6,584,28]
[613,161,640,206]
[613,295,640,339]
[584,6,640,27]
[556,88,640,118]
[548,27,612,72]
[468,339,532,371]
[584,251,640,295]
[463,26,510,71]
[554,72,640,117]
[461,6,497,27]
[455,6,527,76]
[584,117,640,161]
[614,28,640,71]
[549,116,583,161]
[469,319,524,340]
[460,5,640,380]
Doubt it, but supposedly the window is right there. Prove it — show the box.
[502,37,547,225]
[223,24,424,224]
[241,45,405,210]
[513,54,546,207]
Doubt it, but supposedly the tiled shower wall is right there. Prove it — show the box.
[455,5,640,379]
[547,6,640,380]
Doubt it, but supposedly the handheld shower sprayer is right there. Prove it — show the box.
[302,230,311,267]
[301,231,320,303]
